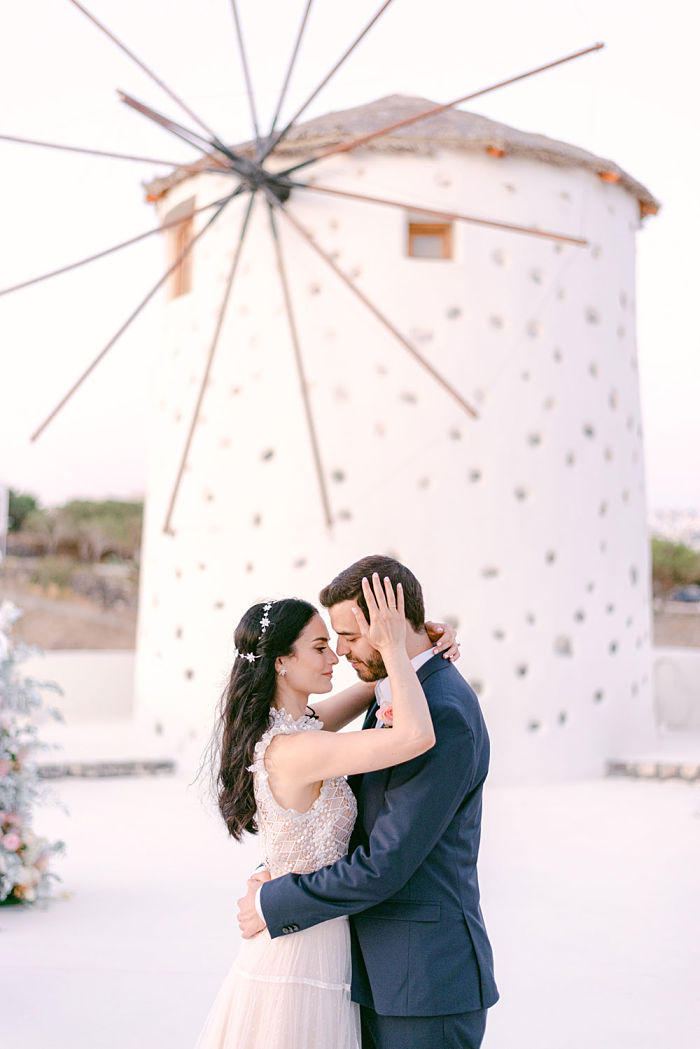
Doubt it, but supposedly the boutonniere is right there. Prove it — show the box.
[375,703,393,728]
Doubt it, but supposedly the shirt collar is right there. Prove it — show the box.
[374,647,435,707]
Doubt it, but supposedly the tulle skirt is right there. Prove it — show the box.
[194,916,361,1049]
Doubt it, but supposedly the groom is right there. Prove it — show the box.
[238,555,498,1048]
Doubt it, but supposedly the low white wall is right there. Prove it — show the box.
[24,650,135,723]
[653,647,700,730]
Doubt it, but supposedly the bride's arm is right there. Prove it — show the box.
[312,620,460,733]
[312,680,375,733]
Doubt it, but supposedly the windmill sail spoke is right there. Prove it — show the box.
[30,189,241,444]
[117,91,239,169]
[294,182,588,246]
[163,192,256,534]
[229,0,261,144]
[268,0,314,138]
[279,206,478,420]
[0,132,186,167]
[266,199,333,530]
[279,42,604,177]
[259,0,396,162]
[65,0,222,140]
[0,195,236,298]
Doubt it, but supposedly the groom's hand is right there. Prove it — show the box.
[237,872,270,939]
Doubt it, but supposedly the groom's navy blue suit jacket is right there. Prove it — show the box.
[259,654,499,1017]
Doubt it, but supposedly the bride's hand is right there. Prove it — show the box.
[352,574,406,655]
[425,620,461,662]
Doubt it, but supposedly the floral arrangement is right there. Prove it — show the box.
[0,600,64,904]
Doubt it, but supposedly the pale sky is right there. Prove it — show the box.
[1,0,697,511]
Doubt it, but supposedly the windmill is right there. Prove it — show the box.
[1,2,660,779]
[1,0,601,534]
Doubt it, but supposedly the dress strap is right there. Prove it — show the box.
[247,706,323,778]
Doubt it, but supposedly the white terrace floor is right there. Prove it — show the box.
[1,772,698,1049]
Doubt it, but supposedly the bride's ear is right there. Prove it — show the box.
[276,659,287,677]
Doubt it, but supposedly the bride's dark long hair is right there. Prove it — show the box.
[212,598,317,841]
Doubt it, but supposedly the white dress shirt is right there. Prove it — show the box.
[254,646,436,922]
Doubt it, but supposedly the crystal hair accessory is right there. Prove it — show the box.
[235,601,277,662]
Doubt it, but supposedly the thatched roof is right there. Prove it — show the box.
[145,94,659,216]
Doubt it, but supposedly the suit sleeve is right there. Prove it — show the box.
[259,697,476,938]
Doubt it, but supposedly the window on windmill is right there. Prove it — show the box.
[163,197,196,298]
[407,221,453,260]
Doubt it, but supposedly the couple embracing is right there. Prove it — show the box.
[195,554,498,1049]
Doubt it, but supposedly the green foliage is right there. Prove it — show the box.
[651,538,700,591]
[29,557,76,592]
[19,499,143,562]
[8,491,39,533]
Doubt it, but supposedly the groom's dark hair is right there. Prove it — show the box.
[319,555,425,631]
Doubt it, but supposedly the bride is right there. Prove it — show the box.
[195,574,458,1049]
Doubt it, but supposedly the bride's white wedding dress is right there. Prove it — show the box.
[195,707,361,1049]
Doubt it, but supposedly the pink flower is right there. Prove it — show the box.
[3,831,21,851]
[0,759,12,776]
[6,812,21,825]
[376,704,393,728]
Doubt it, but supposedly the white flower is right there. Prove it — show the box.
[0,601,22,634]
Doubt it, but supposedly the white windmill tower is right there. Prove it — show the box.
[132,95,658,782]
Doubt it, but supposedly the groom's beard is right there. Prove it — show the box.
[351,650,387,682]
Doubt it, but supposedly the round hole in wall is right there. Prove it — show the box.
[493,629,505,641]
[448,427,462,441]
[514,487,528,501]
[585,307,600,324]
[545,550,557,565]
[184,669,194,680]
[554,636,572,656]
[446,306,462,319]
[527,433,542,447]
[593,689,604,703]
[527,719,541,733]
[293,557,307,569]
[557,711,568,725]
[515,663,528,677]
[468,469,482,483]
[609,641,618,655]
[400,391,418,404]
[589,362,599,378]
[261,448,275,461]
[482,566,499,579]
[331,469,346,483]
[606,603,615,614]
[582,423,595,438]
[574,609,585,622]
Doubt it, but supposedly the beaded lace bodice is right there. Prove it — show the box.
[248,707,357,879]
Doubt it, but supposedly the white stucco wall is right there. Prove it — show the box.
[134,143,655,782]
[24,650,135,723]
